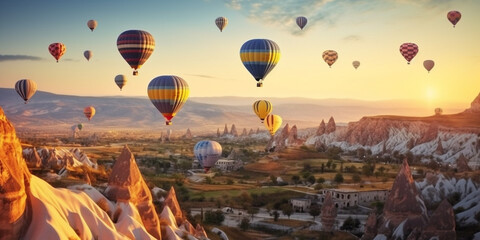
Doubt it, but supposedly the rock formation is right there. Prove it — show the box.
[105,145,161,239]
[361,212,378,240]
[266,123,305,152]
[23,147,42,168]
[216,128,220,137]
[166,129,172,141]
[241,128,247,136]
[183,128,192,139]
[320,192,337,232]
[326,117,336,134]
[419,199,456,240]
[316,120,326,136]
[163,186,184,226]
[230,124,238,137]
[435,138,444,155]
[248,128,254,135]
[196,224,208,239]
[0,107,31,240]
[256,128,260,134]
[417,123,438,145]
[466,92,480,113]
[456,153,472,172]
[223,124,228,136]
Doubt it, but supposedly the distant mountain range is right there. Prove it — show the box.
[0,88,465,132]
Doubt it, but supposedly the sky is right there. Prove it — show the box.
[1,0,479,110]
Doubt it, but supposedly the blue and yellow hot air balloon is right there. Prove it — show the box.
[240,39,280,87]
[15,79,37,104]
[194,140,222,173]
[253,100,273,123]
[117,30,155,76]
[264,114,282,136]
[147,75,189,125]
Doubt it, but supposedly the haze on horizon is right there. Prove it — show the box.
[1,0,479,111]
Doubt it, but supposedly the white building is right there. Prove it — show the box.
[215,159,243,172]
[319,189,390,208]
[290,197,312,212]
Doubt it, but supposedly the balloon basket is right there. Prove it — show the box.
[257,82,263,87]
[133,71,138,76]
[166,121,172,125]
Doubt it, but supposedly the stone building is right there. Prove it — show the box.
[319,188,389,208]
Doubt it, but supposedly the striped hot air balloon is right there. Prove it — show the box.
[352,61,360,69]
[399,43,418,64]
[253,100,273,123]
[48,43,66,62]
[322,50,338,67]
[447,11,461,28]
[240,39,281,87]
[147,75,190,125]
[296,16,307,30]
[87,19,97,31]
[114,74,127,91]
[84,106,95,121]
[215,17,228,32]
[194,140,222,173]
[264,114,282,136]
[15,79,37,104]
[423,60,435,73]
[117,30,155,76]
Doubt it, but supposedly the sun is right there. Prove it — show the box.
[426,86,435,101]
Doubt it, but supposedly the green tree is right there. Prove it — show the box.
[317,177,325,184]
[291,175,300,186]
[307,175,316,185]
[340,216,360,231]
[334,173,344,184]
[239,217,250,231]
[204,210,225,225]
[272,210,280,221]
[282,204,293,219]
[309,203,321,221]
[352,173,362,184]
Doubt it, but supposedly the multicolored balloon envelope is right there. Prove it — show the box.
[447,11,461,28]
[117,30,155,75]
[352,61,360,69]
[240,39,280,87]
[253,100,273,123]
[87,19,97,31]
[84,50,92,61]
[423,60,435,73]
[15,79,37,104]
[48,43,66,62]
[296,16,307,30]
[147,75,190,125]
[322,50,338,67]
[194,140,222,173]
[114,74,127,90]
[84,106,95,121]
[215,17,228,32]
[264,114,282,136]
[399,43,418,64]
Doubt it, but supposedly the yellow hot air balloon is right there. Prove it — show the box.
[84,106,95,121]
[253,100,273,123]
[322,50,338,67]
[264,114,282,136]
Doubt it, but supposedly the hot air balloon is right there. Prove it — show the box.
[84,106,95,121]
[147,75,190,125]
[322,50,338,67]
[15,79,37,104]
[253,100,273,123]
[215,17,228,32]
[87,19,97,31]
[77,123,83,130]
[423,60,435,73]
[114,74,127,90]
[296,16,307,30]
[117,30,155,76]
[84,50,92,61]
[447,11,461,28]
[352,61,360,69]
[48,43,66,62]
[264,114,282,136]
[194,140,222,173]
[399,43,418,64]
[240,39,280,87]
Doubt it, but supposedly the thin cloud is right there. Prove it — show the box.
[187,74,217,79]
[343,35,361,42]
[0,54,43,62]
[223,0,461,35]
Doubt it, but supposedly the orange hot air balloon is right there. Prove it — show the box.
[48,43,66,62]
[84,106,95,121]
[322,50,338,67]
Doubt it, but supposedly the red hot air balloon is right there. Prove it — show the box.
[48,43,66,62]
[399,43,418,64]
[117,30,155,76]
[447,11,461,28]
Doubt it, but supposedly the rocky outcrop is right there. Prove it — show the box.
[435,138,444,155]
[249,128,254,135]
[196,224,208,239]
[230,124,238,137]
[466,92,480,113]
[266,123,305,152]
[23,147,42,168]
[223,124,228,136]
[361,212,378,240]
[456,153,472,172]
[163,186,184,226]
[183,128,192,139]
[316,120,326,136]
[320,192,336,232]
[216,128,220,137]
[0,107,31,240]
[241,128,247,136]
[417,123,438,145]
[419,199,456,240]
[326,117,336,134]
[105,145,161,239]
